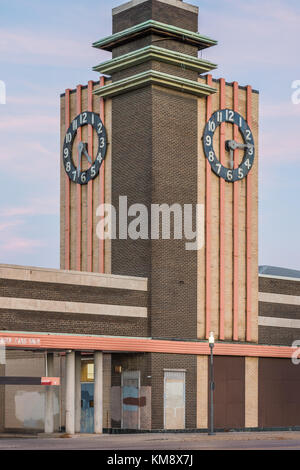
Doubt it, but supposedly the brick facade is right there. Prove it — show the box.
[259,275,300,346]
[0,266,148,337]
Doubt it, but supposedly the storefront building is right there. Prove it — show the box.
[1,0,300,434]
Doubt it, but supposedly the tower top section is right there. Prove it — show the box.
[93,0,217,100]
[112,0,198,33]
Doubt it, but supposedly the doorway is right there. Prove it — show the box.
[121,371,140,430]
[80,382,94,433]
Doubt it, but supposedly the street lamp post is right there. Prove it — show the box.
[208,332,216,436]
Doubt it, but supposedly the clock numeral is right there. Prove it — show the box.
[245,159,252,170]
[64,148,69,159]
[99,137,105,148]
[72,171,77,182]
[208,121,216,132]
[245,130,252,141]
[97,122,103,134]
[208,151,214,162]
[91,114,95,125]
[239,117,243,128]
[217,112,223,122]
[227,170,233,181]
[216,163,222,175]
[226,110,234,122]
[66,161,71,172]
[97,152,103,163]
[66,133,72,144]
[205,135,212,147]
[72,120,78,131]
[248,146,254,156]
[91,166,96,178]
[80,113,87,125]
[81,172,87,184]
[238,168,244,179]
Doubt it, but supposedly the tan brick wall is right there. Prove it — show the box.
[197,79,259,342]
[196,356,208,429]
[60,83,112,274]
[245,357,258,428]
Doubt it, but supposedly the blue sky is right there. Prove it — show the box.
[0,0,299,270]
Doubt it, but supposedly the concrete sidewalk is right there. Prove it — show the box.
[1,431,300,450]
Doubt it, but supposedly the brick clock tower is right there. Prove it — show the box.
[60,0,259,430]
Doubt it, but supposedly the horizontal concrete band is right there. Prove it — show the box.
[259,292,300,306]
[0,264,147,291]
[259,274,300,283]
[93,45,217,75]
[93,70,217,99]
[259,316,300,329]
[0,331,295,358]
[93,20,217,51]
[0,297,147,319]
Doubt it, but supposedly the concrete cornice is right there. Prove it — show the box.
[0,264,148,291]
[93,45,217,75]
[93,69,217,99]
[93,19,217,52]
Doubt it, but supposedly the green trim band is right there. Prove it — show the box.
[93,69,217,99]
[93,20,218,51]
[93,45,217,75]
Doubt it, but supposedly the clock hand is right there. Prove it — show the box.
[226,140,254,151]
[77,142,84,174]
[82,143,93,165]
[229,149,234,170]
[77,142,93,175]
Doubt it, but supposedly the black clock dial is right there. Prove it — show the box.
[63,111,107,185]
[203,109,255,183]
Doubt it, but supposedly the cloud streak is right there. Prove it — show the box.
[0,28,107,67]
[0,114,58,134]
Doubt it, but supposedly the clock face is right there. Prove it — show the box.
[63,111,107,185]
[203,109,255,183]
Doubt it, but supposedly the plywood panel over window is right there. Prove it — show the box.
[164,370,185,430]
[259,358,300,428]
[209,356,245,430]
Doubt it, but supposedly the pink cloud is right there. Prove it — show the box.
[0,196,59,218]
[0,237,45,253]
[0,221,23,232]
[261,102,300,119]
[260,132,299,162]
[0,29,108,67]
[200,0,300,69]
[0,115,58,134]
[0,140,59,180]
[7,96,58,107]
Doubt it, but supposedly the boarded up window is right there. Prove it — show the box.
[259,358,300,428]
[164,371,185,430]
[122,371,140,430]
